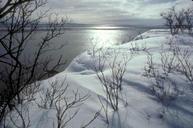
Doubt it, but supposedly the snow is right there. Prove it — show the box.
[3,29,193,128]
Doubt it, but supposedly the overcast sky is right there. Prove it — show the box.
[47,0,193,25]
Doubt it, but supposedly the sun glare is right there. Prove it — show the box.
[88,29,120,48]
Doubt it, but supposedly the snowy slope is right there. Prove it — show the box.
[3,29,193,128]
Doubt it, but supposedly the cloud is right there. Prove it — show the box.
[47,0,193,25]
[143,0,177,4]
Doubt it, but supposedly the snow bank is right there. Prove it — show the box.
[3,29,193,128]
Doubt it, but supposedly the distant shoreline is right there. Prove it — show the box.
[0,25,165,31]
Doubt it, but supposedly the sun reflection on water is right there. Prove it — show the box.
[88,28,121,48]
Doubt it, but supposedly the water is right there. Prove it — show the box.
[0,27,148,72]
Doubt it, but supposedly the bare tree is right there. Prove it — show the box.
[0,0,38,19]
[0,0,67,122]
[173,8,186,33]
[20,81,41,102]
[4,104,31,128]
[161,9,176,35]
[0,1,101,127]
[184,9,193,34]
[161,6,193,35]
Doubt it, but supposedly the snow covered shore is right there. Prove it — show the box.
[3,29,193,128]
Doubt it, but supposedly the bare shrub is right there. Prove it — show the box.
[152,75,179,106]
[175,46,193,88]
[94,49,128,112]
[98,95,110,125]
[143,54,157,78]
[80,111,100,128]
[160,51,180,76]
[37,80,68,109]
[54,97,100,128]
[143,36,193,119]
[54,89,88,128]
[144,53,179,107]
[33,78,98,128]
[88,39,103,57]
[129,41,149,55]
